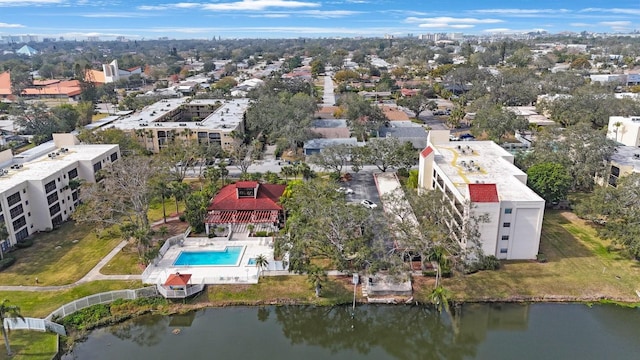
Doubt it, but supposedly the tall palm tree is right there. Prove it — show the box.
[429,285,451,314]
[254,254,269,277]
[169,181,191,215]
[0,299,24,357]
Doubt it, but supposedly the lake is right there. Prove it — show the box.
[63,303,640,360]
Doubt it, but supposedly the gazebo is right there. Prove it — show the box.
[158,272,205,299]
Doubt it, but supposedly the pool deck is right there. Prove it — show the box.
[143,236,277,285]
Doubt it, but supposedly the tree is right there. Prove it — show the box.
[575,174,640,259]
[307,265,326,298]
[526,162,572,203]
[77,128,144,156]
[254,254,269,277]
[74,156,159,253]
[228,142,253,175]
[76,101,95,127]
[11,102,61,145]
[506,48,532,68]
[397,93,436,118]
[307,144,352,175]
[353,137,417,172]
[0,299,24,357]
[184,190,210,233]
[472,102,528,143]
[169,181,191,215]
[339,93,388,141]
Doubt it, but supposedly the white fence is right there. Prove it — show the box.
[4,317,66,336]
[156,283,206,298]
[45,286,158,321]
[141,227,191,283]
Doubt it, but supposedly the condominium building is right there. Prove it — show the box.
[607,116,640,147]
[418,131,545,260]
[0,134,120,251]
[106,98,248,153]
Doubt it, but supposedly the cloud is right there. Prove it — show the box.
[482,28,547,34]
[474,8,569,15]
[0,22,25,28]
[581,8,640,16]
[249,13,290,18]
[599,21,631,27]
[0,0,63,5]
[203,0,319,11]
[418,23,474,29]
[82,12,146,18]
[570,23,591,27]
[406,16,502,24]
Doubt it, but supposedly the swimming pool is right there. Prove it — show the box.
[174,246,245,266]
[247,258,256,265]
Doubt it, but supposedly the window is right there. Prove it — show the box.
[44,180,56,194]
[72,192,79,201]
[12,216,26,230]
[0,215,4,223]
[504,208,513,214]
[68,168,78,179]
[500,248,508,254]
[49,203,61,216]
[7,192,20,207]
[9,204,23,219]
[110,152,118,162]
[501,235,509,241]
[93,162,102,173]
[15,228,28,242]
[237,188,255,198]
[503,222,511,228]
[47,192,59,205]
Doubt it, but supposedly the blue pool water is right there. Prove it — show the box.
[174,246,244,266]
[247,258,256,265]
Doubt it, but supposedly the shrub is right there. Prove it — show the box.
[396,168,409,178]
[536,253,547,263]
[179,215,186,222]
[0,256,16,270]
[254,231,269,237]
[15,239,33,249]
[208,233,215,238]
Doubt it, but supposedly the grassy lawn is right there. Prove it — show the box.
[431,211,640,303]
[148,198,185,223]
[91,113,109,122]
[189,276,356,306]
[0,222,122,286]
[0,331,58,360]
[0,280,142,318]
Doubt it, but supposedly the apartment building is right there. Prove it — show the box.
[600,145,640,187]
[417,131,545,260]
[0,135,120,251]
[107,98,248,153]
[607,116,640,147]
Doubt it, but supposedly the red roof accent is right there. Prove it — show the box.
[468,184,499,203]
[235,181,258,188]
[205,210,279,224]
[207,183,286,211]
[164,273,191,286]
[0,72,11,96]
[420,146,434,158]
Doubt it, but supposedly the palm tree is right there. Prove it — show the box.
[0,224,8,261]
[169,181,191,215]
[613,121,623,142]
[254,254,269,277]
[0,299,24,357]
[429,285,451,314]
[307,266,326,298]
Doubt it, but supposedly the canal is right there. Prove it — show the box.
[63,303,640,359]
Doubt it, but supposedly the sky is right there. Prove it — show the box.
[0,0,639,40]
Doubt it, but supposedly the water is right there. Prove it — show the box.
[64,304,640,360]
[173,246,244,266]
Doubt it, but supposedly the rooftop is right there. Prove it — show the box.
[611,145,640,173]
[0,144,118,191]
[431,140,542,202]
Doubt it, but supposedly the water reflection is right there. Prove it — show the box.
[64,303,640,360]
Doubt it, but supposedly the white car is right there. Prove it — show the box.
[360,199,377,209]
[336,187,355,195]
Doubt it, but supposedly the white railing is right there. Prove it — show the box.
[45,286,158,321]
[141,227,191,283]
[156,283,206,298]
[3,317,66,336]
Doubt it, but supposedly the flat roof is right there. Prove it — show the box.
[109,98,248,132]
[0,144,118,191]
[432,141,542,202]
[611,146,640,173]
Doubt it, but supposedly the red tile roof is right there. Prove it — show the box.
[164,273,191,286]
[420,146,433,158]
[208,183,286,211]
[0,72,11,96]
[22,79,82,97]
[468,184,499,203]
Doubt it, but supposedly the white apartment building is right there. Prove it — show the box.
[418,131,545,260]
[107,98,248,153]
[607,116,640,147]
[0,135,120,251]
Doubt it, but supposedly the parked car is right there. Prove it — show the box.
[459,133,475,140]
[336,187,355,195]
[360,199,378,209]
[449,135,460,141]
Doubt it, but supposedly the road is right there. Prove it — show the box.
[322,72,336,107]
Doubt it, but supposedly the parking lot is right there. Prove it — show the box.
[340,169,382,209]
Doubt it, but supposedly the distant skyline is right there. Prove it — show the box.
[0,0,639,40]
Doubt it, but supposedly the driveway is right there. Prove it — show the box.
[342,169,382,208]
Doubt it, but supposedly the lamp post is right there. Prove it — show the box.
[245,268,249,282]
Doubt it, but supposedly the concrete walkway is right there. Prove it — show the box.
[0,217,185,292]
